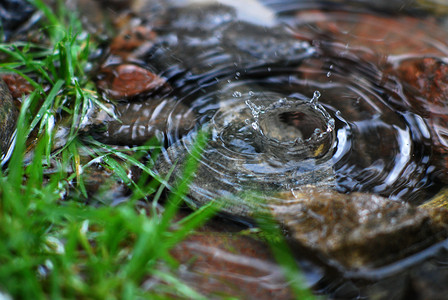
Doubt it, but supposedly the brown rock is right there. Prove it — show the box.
[1,73,34,99]
[170,218,297,300]
[273,186,448,270]
[97,64,166,99]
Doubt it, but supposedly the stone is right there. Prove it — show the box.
[169,212,298,300]
[1,74,34,99]
[97,64,166,99]
[273,186,448,269]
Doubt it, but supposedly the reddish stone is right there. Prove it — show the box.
[97,64,166,98]
[1,73,34,99]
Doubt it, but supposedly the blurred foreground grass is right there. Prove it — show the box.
[0,1,315,299]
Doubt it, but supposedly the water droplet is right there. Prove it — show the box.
[232,91,242,98]
[310,91,321,105]
[245,99,262,118]
[327,71,331,77]
[251,122,259,130]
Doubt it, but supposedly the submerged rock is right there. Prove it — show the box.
[170,214,299,300]
[1,74,34,99]
[391,57,448,183]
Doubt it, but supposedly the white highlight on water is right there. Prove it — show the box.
[310,90,321,104]
[186,0,276,26]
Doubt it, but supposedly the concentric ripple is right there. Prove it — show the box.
[156,81,336,213]
[127,1,448,211]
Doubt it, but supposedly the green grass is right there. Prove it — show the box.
[0,1,316,299]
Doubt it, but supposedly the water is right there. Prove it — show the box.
[94,0,448,297]
[122,1,446,205]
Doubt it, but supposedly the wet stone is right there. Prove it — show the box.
[97,64,167,99]
[0,78,18,157]
[221,22,313,65]
[162,3,237,33]
[1,73,34,99]
[274,186,448,269]
[360,244,448,300]
[77,160,138,206]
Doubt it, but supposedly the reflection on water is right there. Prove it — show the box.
[93,0,448,298]
[125,0,448,204]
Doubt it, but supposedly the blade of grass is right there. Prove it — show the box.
[29,79,64,136]
[159,130,209,233]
